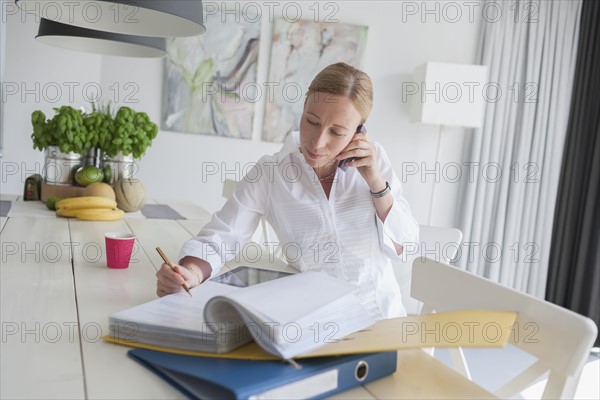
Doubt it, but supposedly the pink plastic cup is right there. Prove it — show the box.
[105,232,136,269]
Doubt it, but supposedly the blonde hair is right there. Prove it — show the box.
[306,62,373,124]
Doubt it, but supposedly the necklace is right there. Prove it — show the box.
[300,148,337,182]
[319,169,337,181]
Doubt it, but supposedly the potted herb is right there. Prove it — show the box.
[102,106,158,158]
[100,106,159,183]
[31,106,94,184]
[31,104,158,185]
[83,103,114,168]
[31,106,93,154]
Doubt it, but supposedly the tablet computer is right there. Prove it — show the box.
[210,266,292,288]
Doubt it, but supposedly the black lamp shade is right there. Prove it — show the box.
[17,0,205,37]
[36,18,166,58]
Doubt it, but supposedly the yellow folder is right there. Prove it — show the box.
[102,310,517,360]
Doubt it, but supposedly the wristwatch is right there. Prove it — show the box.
[370,181,391,198]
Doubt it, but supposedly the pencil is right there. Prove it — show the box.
[156,247,192,297]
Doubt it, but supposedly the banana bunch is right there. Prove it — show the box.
[55,196,124,221]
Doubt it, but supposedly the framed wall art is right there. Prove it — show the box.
[162,15,261,139]
[263,19,368,142]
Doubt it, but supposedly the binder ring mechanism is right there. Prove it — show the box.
[354,360,369,381]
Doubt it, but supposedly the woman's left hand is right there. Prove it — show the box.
[336,131,387,192]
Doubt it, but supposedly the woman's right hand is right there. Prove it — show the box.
[156,263,200,297]
[155,256,211,297]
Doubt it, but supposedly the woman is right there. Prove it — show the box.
[156,62,419,319]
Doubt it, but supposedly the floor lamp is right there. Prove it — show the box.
[410,62,488,225]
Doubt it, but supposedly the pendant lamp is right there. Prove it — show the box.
[16,0,205,37]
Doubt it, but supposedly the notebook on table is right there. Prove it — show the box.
[109,269,375,360]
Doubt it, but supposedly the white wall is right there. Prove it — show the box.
[1,1,482,226]
[1,8,102,195]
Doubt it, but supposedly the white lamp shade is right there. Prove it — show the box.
[410,62,488,128]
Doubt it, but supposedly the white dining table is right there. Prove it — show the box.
[0,195,494,399]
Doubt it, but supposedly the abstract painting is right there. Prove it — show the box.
[162,16,260,139]
[263,19,368,142]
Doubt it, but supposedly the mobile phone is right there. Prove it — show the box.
[338,124,366,170]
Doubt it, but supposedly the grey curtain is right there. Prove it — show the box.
[457,0,583,298]
[0,11,5,157]
[546,0,600,347]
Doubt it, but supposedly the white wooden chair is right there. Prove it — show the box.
[411,257,598,399]
[395,225,463,315]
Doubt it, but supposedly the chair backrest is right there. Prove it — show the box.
[411,257,598,399]
[395,225,463,315]
[417,225,463,262]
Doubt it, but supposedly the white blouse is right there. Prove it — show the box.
[180,132,419,319]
